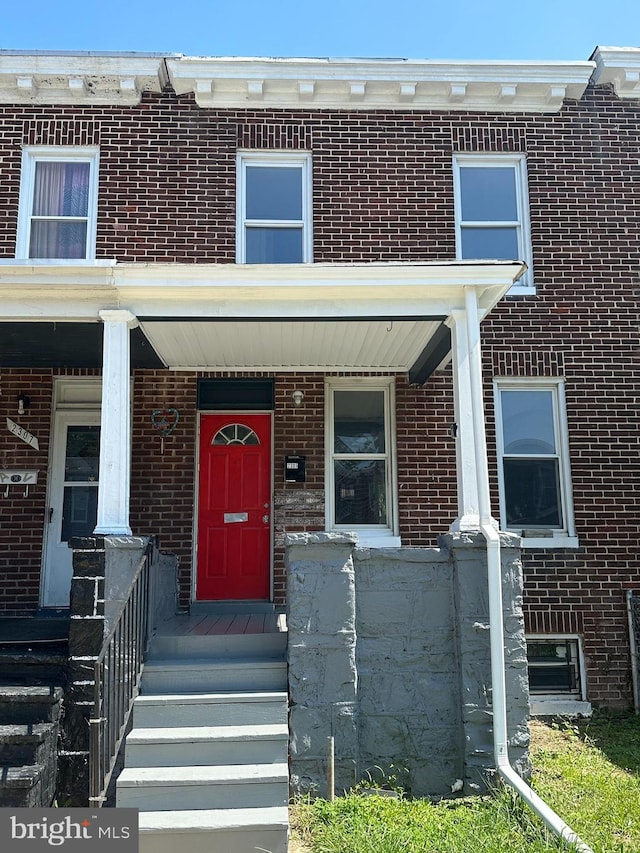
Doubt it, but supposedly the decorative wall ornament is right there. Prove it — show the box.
[151,408,180,453]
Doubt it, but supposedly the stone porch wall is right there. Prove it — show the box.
[58,536,177,805]
[286,531,529,798]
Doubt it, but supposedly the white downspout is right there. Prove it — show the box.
[463,286,594,853]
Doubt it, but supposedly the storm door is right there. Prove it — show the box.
[42,411,100,607]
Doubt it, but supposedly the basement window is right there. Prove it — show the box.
[527,635,592,716]
[528,637,582,695]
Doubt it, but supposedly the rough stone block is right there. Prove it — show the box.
[59,701,92,752]
[289,702,357,759]
[358,714,457,763]
[70,551,105,579]
[288,642,357,705]
[354,555,449,590]
[68,617,105,656]
[57,751,89,806]
[287,573,355,634]
[69,577,100,617]
[290,757,357,798]
[410,757,463,797]
[358,670,458,717]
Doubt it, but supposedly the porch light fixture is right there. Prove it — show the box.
[291,390,304,408]
[17,393,31,415]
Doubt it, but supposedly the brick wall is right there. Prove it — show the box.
[0,370,51,614]
[0,81,637,705]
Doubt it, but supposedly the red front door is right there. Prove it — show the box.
[197,414,271,600]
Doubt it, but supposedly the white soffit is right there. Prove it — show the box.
[0,53,168,104]
[165,56,595,112]
[591,47,640,99]
[138,319,440,371]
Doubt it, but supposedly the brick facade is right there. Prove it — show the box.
[0,73,637,707]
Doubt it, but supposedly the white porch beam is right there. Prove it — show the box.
[94,309,138,535]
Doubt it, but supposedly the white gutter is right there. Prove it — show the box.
[463,285,594,853]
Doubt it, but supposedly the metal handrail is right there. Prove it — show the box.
[89,538,156,806]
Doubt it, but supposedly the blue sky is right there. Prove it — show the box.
[1,0,638,61]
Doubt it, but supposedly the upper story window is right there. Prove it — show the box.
[236,152,312,264]
[325,378,399,547]
[494,379,577,548]
[453,154,533,291]
[17,147,99,261]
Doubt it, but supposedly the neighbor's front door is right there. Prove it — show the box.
[42,411,100,608]
[196,414,271,601]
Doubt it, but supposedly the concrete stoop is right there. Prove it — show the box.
[116,613,289,853]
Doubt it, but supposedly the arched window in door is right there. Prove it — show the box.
[212,424,260,446]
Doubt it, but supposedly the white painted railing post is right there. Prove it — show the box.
[94,309,138,535]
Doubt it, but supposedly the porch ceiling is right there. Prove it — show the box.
[137,318,444,372]
[0,322,163,368]
[0,260,526,380]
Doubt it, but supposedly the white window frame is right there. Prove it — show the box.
[236,151,312,264]
[325,377,400,547]
[16,146,100,261]
[494,378,578,548]
[453,153,533,293]
[527,634,592,717]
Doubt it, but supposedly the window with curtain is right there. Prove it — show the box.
[17,148,99,260]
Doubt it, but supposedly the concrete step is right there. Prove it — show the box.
[0,686,63,724]
[189,602,278,615]
[148,630,287,661]
[133,691,288,728]
[138,806,289,853]
[124,723,288,767]
[0,722,57,766]
[116,762,289,811]
[141,659,288,694]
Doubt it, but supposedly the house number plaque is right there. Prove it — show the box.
[6,418,40,451]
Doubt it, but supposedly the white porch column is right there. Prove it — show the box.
[94,309,138,535]
[447,307,481,532]
[447,294,499,532]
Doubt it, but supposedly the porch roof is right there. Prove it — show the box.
[0,259,525,382]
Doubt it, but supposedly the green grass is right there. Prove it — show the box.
[290,712,640,853]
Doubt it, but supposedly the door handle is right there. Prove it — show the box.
[262,514,270,524]
[48,507,54,523]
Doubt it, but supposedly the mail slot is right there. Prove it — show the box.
[284,455,306,483]
[224,512,248,523]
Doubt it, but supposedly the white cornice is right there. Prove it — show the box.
[591,47,640,99]
[0,54,168,105]
[165,56,595,112]
[0,52,596,111]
